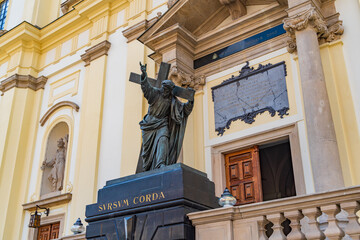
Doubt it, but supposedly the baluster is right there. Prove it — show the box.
[321,204,345,239]
[284,210,306,240]
[302,207,325,239]
[267,213,286,240]
[341,201,360,239]
[256,216,269,240]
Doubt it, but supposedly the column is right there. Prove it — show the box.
[284,7,344,192]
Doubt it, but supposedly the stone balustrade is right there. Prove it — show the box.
[188,186,360,240]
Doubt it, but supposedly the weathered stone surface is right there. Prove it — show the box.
[211,62,289,135]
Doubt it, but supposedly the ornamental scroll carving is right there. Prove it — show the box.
[283,8,344,53]
[168,65,205,90]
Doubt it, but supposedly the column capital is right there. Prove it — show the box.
[168,65,205,91]
[283,7,344,53]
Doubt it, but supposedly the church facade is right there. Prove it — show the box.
[0,0,359,239]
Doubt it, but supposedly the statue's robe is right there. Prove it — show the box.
[136,76,193,173]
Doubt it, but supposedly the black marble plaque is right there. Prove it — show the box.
[211,61,289,136]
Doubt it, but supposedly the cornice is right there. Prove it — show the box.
[40,101,80,126]
[0,0,128,51]
[145,24,197,55]
[122,17,158,43]
[81,40,111,66]
[22,193,72,211]
[0,74,48,95]
[0,22,40,52]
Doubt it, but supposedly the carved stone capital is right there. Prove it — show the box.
[283,7,344,53]
[219,0,247,20]
[81,40,111,66]
[322,20,344,42]
[284,7,327,36]
[0,74,47,95]
[168,65,205,91]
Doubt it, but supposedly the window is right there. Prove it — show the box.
[0,0,9,30]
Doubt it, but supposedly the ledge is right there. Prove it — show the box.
[59,233,86,240]
[22,193,72,211]
[0,74,47,95]
[80,40,111,66]
[122,17,158,43]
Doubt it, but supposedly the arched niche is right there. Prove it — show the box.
[40,122,69,197]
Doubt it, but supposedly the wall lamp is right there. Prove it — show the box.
[28,205,50,228]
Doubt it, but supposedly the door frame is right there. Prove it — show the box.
[211,124,306,197]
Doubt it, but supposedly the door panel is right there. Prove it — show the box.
[225,146,262,205]
[37,222,60,240]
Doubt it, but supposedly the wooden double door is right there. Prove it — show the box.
[225,142,296,205]
[37,222,60,240]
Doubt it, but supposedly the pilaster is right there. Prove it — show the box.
[0,85,44,240]
[69,40,110,225]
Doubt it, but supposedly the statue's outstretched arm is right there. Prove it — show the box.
[139,62,156,102]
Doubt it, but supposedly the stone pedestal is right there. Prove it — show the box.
[85,163,218,240]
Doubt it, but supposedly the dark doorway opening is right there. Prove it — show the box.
[259,139,296,201]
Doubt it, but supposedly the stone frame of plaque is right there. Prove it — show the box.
[211,61,289,136]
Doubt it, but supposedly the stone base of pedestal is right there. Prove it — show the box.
[85,163,218,240]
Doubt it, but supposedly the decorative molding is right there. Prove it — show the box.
[65,182,73,193]
[0,74,47,95]
[60,0,81,14]
[219,0,247,20]
[48,70,80,106]
[168,65,205,90]
[283,7,344,53]
[122,17,158,43]
[322,20,344,42]
[40,101,80,126]
[81,40,111,66]
[283,7,327,34]
[22,193,72,211]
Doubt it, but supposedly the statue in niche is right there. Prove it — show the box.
[137,62,194,172]
[41,137,67,191]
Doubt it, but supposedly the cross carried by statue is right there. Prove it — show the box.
[129,62,195,101]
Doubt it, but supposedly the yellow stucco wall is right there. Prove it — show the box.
[0,0,359,239]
